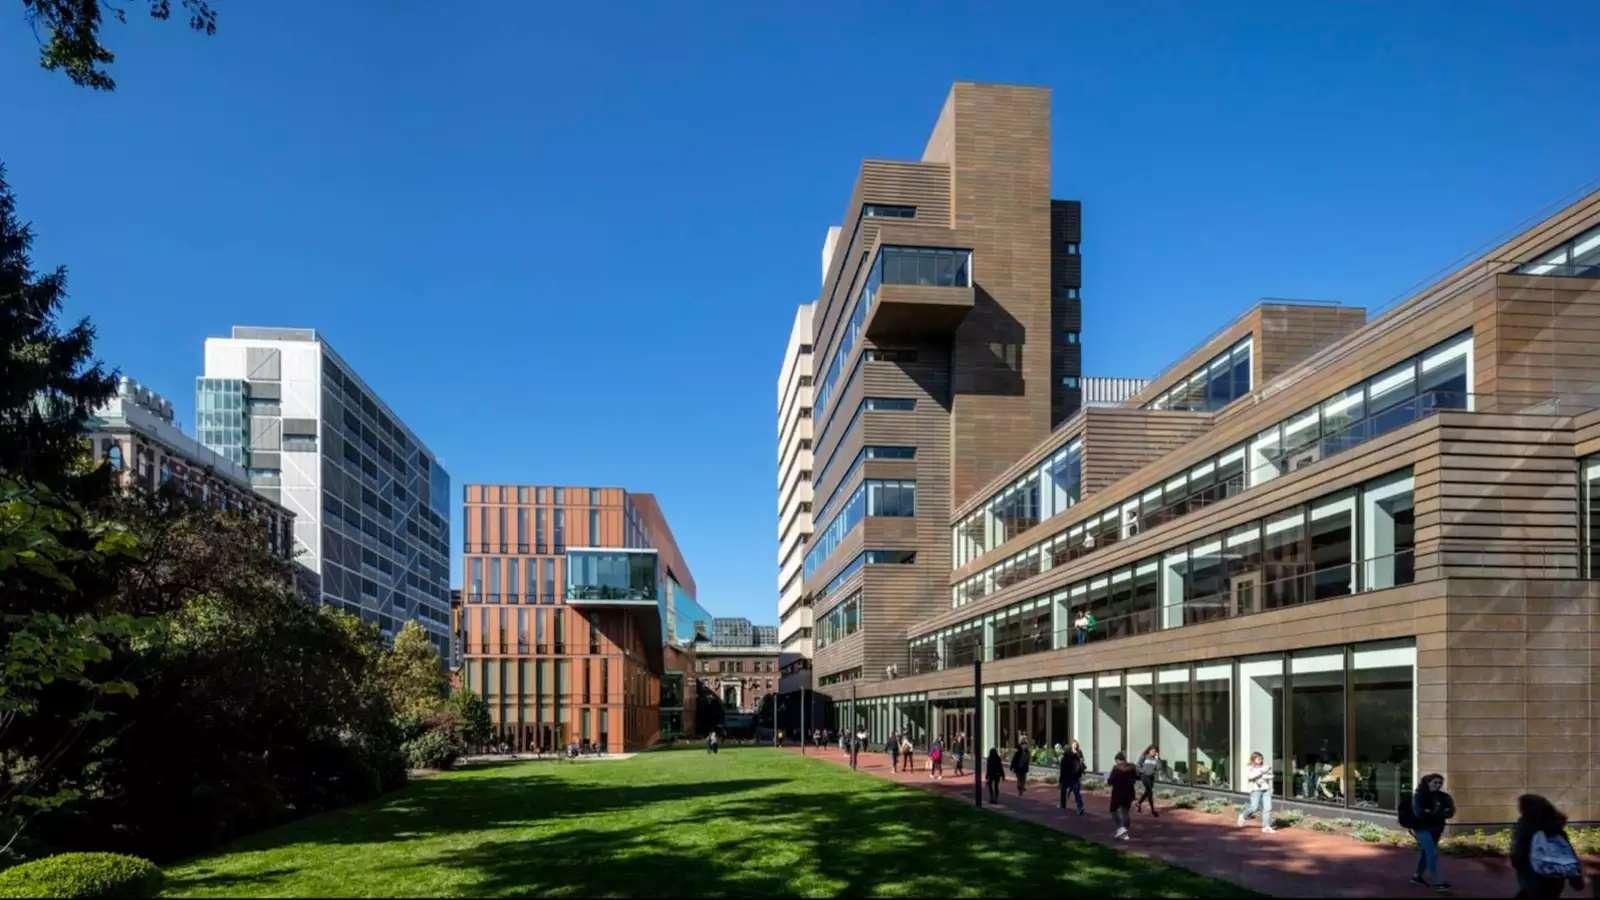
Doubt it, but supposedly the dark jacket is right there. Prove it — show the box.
[1108,762,1138,806]
[1411,786,1455,836]
[985,752,1004,783]
[1011,748,1030,776]
[1059,750,1085,785]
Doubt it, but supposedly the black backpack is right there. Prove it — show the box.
[1396,792,1417,828]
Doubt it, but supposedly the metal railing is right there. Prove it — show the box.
[914,544,1582,675]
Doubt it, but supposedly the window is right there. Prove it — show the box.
[1238,656,1284,795]
[283,435,318,451]
[1146,338,1252,412]
[864,396,915,411]
[1516,223,1600,277]
[1062,330,1080,345]
[863,445,915,460]
[1061,375,1081,389]
[862,203,915,219]
[589,508,600,545]
[1058,287,1081,300]
[866,348,918,363]
[1064,242,1080,255]
[1290,649,1345,803]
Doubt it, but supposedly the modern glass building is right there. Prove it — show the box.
[817,178,1600,826]
[197,327,453,656]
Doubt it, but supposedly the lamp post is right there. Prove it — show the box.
[800,683,807,756]
[850,678,858,770]
[973,658,983,808]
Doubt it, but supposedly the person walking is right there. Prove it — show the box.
[1107,752,1138,841]
[1236,751,1277,832]
[1401,772,1456,891]
[953,732,966,777]
[929,740,943,781]
[1059,739,1087,815]
[887,733,900,771]
[985,747,1004,803]
[1010,742,1031,796]
[900,734,915,773]
[1511,794,1585,899]
[1135,745,1161,817]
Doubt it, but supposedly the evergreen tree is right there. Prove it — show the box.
[0,164,116,492]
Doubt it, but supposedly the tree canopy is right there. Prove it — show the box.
[19,0,217,90]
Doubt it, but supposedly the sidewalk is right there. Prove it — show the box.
[788,746,1523,899]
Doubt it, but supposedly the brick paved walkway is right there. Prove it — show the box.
[789,746,1527,898]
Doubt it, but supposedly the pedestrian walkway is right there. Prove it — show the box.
[789,746,1523,899]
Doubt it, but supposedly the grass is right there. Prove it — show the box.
[161,748,1253,898]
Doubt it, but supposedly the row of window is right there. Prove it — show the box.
[1517,222,1600,278]
[918,470,1414,671]
[468,556,560,603]
[804,480,918,580]
[1144,337,1253,412]
[849,638,1415,812]
[953,438,1082,568]
[813,245,971,424]
[951,331,1469,609]
[813,548,918,605]
[814,445,917,524]
[816,592,861,649]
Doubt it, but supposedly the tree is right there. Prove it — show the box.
[378,621,448,722]
[446,690,491,752]
[19,0,217,91]
[0,165,117,493]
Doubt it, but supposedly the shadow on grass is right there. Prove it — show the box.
[167,751,1257,898]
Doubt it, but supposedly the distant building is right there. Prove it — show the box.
[1082,376,1151,408]
[197,327,453,658]
[776,303,815,693]
[87,376,295,559]
[699,616,782,714]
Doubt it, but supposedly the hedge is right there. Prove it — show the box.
[0,853,163,899]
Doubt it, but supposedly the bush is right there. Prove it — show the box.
[0,853,162,899]
[1571,828,1600,856]
[1199,799,1229,815]
[401,727,460,770]
[1042,775,1058,786]
[1308,818,1341,833]
[1270,809,1305,829]
[1440,829,1511,857]
[1081,776,1106,792]
[1351,823,1388,843]
[1168,793,1202,810]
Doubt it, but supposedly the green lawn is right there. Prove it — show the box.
[162,748,1251,898]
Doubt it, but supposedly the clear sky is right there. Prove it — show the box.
[2,1,1596,623]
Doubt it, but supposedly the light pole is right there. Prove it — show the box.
[850,678,858,770]
[800,683,807,755]
[973,658,983,808]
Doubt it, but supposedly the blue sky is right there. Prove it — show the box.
[2,1,1596,622]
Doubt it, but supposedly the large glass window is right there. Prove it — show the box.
[807,479,916,579]
[1586,459,1600,577]
[565,549,657,601]
[1290,649,1346,804]
[1263,510,1307,609]
[1363,471,1416,589]
[1154,667,1191,784]
[1146,337,1253,412]
[1125,670,1155,774]
[1309,493,1355,600]
[1238,655,1284,795]
[1192,663,1231,788]
[1517,223,1600,277]
[1352,641,1415,812]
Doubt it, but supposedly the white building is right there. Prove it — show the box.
[197,327,452,656]
[776,303,815,689]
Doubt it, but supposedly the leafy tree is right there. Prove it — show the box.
[0,165,116,493]
[378,621,448,721]
[19,0,217,91]
[446,690,491,752]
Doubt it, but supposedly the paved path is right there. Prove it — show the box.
[788,746,1525,898]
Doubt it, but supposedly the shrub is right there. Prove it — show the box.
[1570,828,1600,856]
[1081,776,1107,792]
[401,727,459,770]
[1168,793,1201,810]
[1308,818,1340,833]
[1042,775,1058,786]
[1270,809,1305,829]
[1351,823,1387,843]
[1199,799,1229,815]
[1440,829,1511,857]
[1383,830,1416,848]
[0,853,162,899]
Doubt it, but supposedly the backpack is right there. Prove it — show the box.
[1396,793,1417,829]
[1531,831,1583,879]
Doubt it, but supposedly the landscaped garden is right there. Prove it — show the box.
[160,748,1254,898]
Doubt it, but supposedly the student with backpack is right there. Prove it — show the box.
[928,740,943,781]
[900,734,915,772]
[985,747,1005,803]
[1399,773,1456,892]
[1059,739,1087,815]
[1512,794,1586,899]
[1010,742,1031,795]
[1107,752,1138,841]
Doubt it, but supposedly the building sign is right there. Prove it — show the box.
[928,687,973,701]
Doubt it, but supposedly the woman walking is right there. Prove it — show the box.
[1403,773,1456,891]
[887,732,900,771]
[1058,739,1086,815]
[952,732,966,777]
[1010,742,1031,795]
[1511,794,1585,899]
[1135,745,1161,817]
[929,740,943,780]
[1107,752,1138,840]
[1236,751,1277,832]
[900,734,915,772]
[985,747,1004,803]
